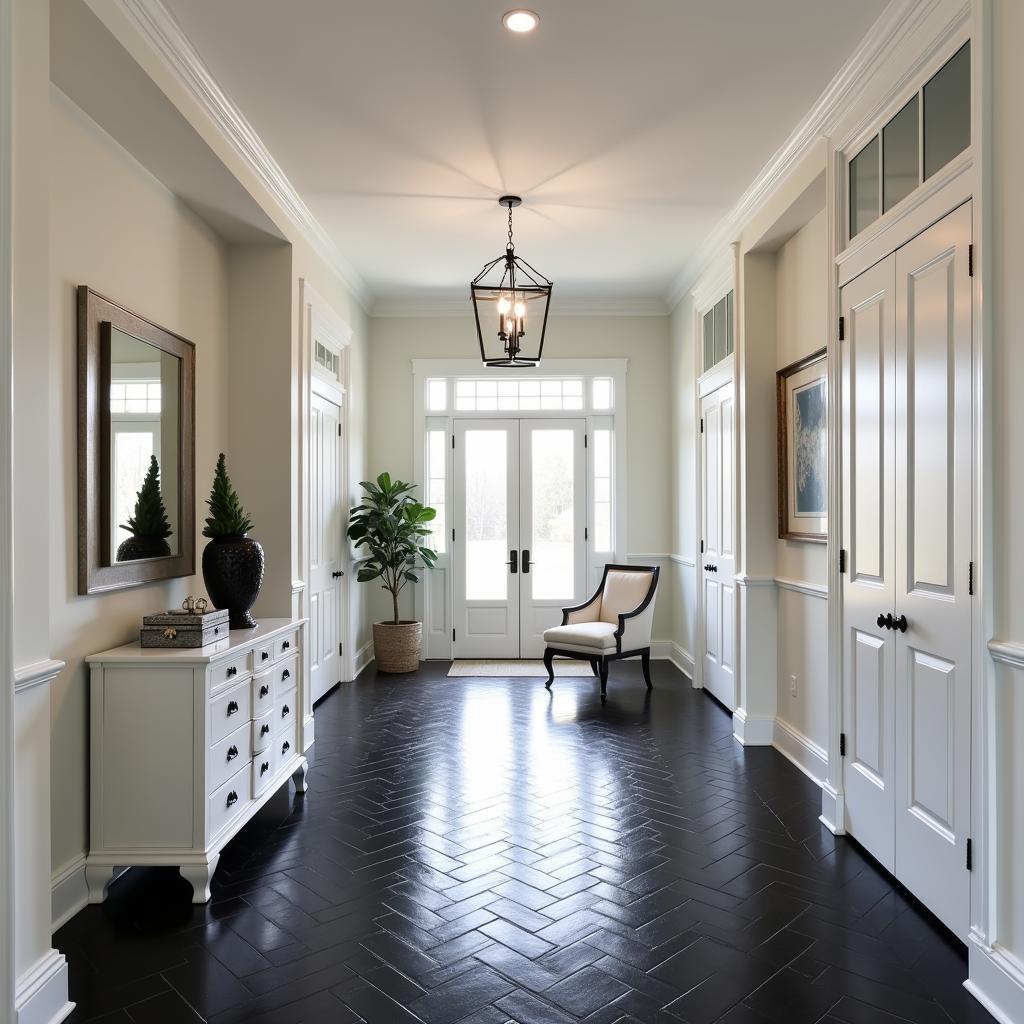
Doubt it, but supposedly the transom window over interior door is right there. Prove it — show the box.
[702,290,734,373]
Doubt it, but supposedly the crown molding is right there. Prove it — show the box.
[664,0,940,311]
[371,295,669,318]
[114,0,373,311]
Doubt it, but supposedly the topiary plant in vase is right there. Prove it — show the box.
[348,473,437,673]
[116,454,173,562]
[201,453,264,628]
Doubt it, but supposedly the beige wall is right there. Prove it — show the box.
[366,314,673,636]
[48,87,233,880]
[773,210,828,751]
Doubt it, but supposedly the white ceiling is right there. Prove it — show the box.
[161,0,888,309]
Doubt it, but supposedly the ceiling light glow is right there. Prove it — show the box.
[502,9,539,33]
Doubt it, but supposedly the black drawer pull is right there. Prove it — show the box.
[282,740,291,754]
[227,700,239,716]
[281,669,290,681]
[282,640,291,651]
[227,666,237,677]
[260,684,270,698]
[282,704,290,717]
[227,745,238,761]
[260,723,270,737]
[261,651,269,662]
[226,790,238,807]
[260,760,270,776]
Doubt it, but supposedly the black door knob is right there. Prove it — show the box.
[332,570,345,578]
[895,614,908,633]
[877,612,894,630]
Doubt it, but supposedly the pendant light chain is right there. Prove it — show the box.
[507,205,515,252]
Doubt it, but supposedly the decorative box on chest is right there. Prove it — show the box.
[86,617,308,903]
[140,607,230,648]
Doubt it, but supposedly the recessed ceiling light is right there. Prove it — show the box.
[502,9,539,33]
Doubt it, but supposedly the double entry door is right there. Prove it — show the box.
[840,202,973,938]
[453,418,586,658]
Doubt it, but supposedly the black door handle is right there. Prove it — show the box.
[332,570,345,578]
[895,614,908,633]
[522,549,531,574]
[506,549,518,574]
[877,612,894,630]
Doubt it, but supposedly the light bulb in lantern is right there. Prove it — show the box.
[514,301,526,318]
[496,296,511,314]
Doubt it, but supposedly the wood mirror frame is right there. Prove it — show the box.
[77,286,196,594]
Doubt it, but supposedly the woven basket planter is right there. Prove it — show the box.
[373,621,422,673]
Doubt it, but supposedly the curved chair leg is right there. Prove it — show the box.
[641,649,653,691]
[543,648,555,689]
[590,658,600,677]
[599,658,609,700]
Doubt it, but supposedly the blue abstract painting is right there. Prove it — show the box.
[794,378,826,516]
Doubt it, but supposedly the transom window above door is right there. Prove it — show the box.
[426,375,614,413]
[702,290,735,373]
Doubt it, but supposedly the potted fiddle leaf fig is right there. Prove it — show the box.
[116,454,172,562]
[201,453,264,628]
[348,473,437,673]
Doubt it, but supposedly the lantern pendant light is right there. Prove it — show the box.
[470,196,553,367]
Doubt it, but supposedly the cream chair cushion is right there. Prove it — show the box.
[599,570,654,625]
[542,621,618,651]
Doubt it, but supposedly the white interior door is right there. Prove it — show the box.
[453,420,520,658]
[700,381,736,710]
[892,202,972,937]
[841,255,898,872]
[519,420,587,657]
[309,389,346,704]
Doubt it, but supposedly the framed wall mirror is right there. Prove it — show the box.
[78,286,195,594]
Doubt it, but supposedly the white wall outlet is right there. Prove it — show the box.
[790,674,798,698]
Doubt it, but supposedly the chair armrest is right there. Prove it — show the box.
[613,570,660,651]
[561,589,602,625]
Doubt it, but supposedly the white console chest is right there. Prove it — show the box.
[86,617,308,903]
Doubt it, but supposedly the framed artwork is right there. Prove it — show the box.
[777,349,827,543]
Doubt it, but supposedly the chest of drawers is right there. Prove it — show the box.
[85,617,308,903]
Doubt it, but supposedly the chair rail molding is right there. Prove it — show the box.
[112,0,372,310]
[987,638,1024,671]
[774,577,828,600]
[13,659,65,696]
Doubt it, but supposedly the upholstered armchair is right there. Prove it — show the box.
[542,564,660,699]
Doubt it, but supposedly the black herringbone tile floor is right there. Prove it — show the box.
[57,661,994,1024]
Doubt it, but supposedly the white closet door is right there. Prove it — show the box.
[892,202,973,937]
[309,390,345,704]
[840,255,897,872]
[700,381,736,710]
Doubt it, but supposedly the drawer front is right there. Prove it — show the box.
[253,643,274,670]
[273,654,298,698]
[211,651,251,690]
[274,631,299,661]
[276,687,297,735]
[252,744,278,798]
[210,761,251,839]
[276,722,298,764]
[252,708,274,753]
[251,670,274,717]
[210,679,251,745]
[209,720,252,794]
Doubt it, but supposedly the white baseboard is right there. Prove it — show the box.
[772,718,828,787]
[667,642,694,678]
[15,949,73,1024]
[967,935,1024,1024]
[819,780,846,835]
[355,640,374,676]
[732,707,774,745]
[51,856,88,933]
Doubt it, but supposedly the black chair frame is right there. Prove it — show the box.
[543,563,660,700]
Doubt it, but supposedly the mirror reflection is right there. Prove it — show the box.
[107,326,181,562]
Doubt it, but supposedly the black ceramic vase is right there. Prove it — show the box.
[202,535,265,628]
[115,535,171,562]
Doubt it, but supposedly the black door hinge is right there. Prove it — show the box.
[968,560,974,596]
[840,732,847,757]
[339,642,343,657]
[338,423,342,437]
[839,549,847,574]
[451,527,455,542]
[700,417,704,433]
[968,244,974,277]
[585,527,588,541]
[700,539,705,554]
[838,316,845,341]
[584,434,588,448]
[451,435,455,448]
[966,837,973,871]
[452,628,456,642]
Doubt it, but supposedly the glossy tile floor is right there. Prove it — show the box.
[58,660,994,1024]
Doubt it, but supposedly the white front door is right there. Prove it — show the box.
[892,202,973,937]
[840,254,898,872]
[700,381,736,710]
[453,418,586,658]
[309,389,346,704]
